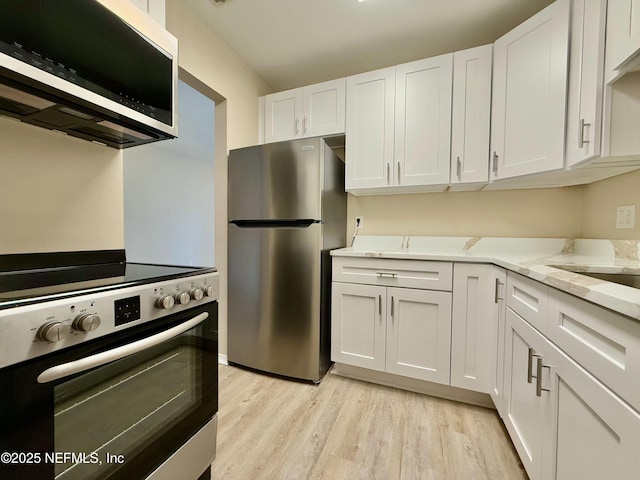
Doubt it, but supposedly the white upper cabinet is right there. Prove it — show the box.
[345,67,396,190]
[264,78,346,144]
[129,0,166,27]
[566,0,607,167]
[605,0,640,78]
[450,45,492,189]
[394,54,453,188]
[491,0,570,180]
[346,56,453,194]
[265,88,303,143]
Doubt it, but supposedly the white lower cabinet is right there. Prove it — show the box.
[505,307,640,480]
[385,287,451,384]
[331,281,452,384]
[450,264,505,394]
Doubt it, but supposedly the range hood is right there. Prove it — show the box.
[0,0,178,149]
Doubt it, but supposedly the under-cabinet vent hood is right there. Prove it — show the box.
[0,0,178,149]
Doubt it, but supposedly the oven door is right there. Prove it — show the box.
[0,302,217,480]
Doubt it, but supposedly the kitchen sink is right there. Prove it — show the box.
[551,266,640,289]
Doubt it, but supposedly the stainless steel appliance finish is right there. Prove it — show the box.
[0,0,178,148]
[0,252,219,480]
[228,137,346,382]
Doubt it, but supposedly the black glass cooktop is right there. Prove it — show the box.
[0,250,214,309]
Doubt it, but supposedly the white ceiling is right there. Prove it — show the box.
[184,0,555,92]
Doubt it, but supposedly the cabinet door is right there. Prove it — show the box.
[605,0,640,74]
[491,0,570,180]
[566,0,606,166]
[345,67,395,190]
[264,88,303,143]
[544,341,640,480]
[394,55,452,187]
[490,268,507,415]
[331,282,386,372]
[303,78,345,138]
[503,309,550,480]
[450,45,492,187]
[451,264,502,394]
[385,287,451,385]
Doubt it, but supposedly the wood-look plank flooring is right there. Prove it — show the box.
[211,364,527,480]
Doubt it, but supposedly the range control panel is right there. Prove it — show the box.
[0,271,219,370]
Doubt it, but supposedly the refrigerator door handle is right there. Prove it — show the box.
[229,219,322,228]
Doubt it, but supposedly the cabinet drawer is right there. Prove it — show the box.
[547,288,640,412]
[506,272,548,333]
[332,257,453,291]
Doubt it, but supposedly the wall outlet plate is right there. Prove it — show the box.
[355,216,363,229]
[616,205,636,229]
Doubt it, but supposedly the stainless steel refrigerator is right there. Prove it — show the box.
[227,137,346,382]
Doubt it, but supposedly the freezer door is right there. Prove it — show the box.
[228,138,322,220]
[228,222,324,381]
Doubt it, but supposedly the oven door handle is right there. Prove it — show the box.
[37,312,209,384]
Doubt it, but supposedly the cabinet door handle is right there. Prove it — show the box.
[494,278,502,303]
[304,116,308,133]
[578,118,591,148]
[378,295,382,316]
[456,156,462,179]
[390,296,395,318]
[397,162,401,184]
[492,152,499,175]
[536,356,551,397]
[295,118,300,135]
[386,163,391,185]
[527,347,535,383]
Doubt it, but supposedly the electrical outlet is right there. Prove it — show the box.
[616,205,636,229]
[355,216,363,229]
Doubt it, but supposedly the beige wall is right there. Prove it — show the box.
[166,0,271,150]
[348,186,584,239]
[581,169,640,239]
[0,118,124,254]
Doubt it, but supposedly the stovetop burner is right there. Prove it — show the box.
[0,250,215,309]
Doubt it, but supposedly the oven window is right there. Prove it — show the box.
[53,332,203,480]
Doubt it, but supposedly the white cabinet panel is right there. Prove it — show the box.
[304,78,346,138]
[548,347,640,480]
[265,88,303,143]
[394,55,452,187]
[503,309,552,480]
[450,45,492,188]
[451,264,503,394]
[566,0,606,166]
[605,0,640,75]
[345,67,396,190]
[332,257,453,291]
[491,0,570,180]
[547,288,640,413]
[331,282,386,372]
[386,287,452,384]
[506,272,548,334]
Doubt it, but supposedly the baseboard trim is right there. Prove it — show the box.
[332,363,496,409]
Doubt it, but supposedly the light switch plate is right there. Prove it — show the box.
[616,205,636,229]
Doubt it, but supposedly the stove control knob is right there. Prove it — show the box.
[72,313,101,332]
[202,285,214,297]
[155,295,175,310]
[190,288,204,301]
[174,291,191,305]
[36,322,70,343]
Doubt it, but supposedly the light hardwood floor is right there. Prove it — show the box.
[211,364,527,480]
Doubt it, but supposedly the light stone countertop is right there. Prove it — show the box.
[331,236,640,321]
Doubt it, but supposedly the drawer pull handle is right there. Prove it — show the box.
[377,272,397,278]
